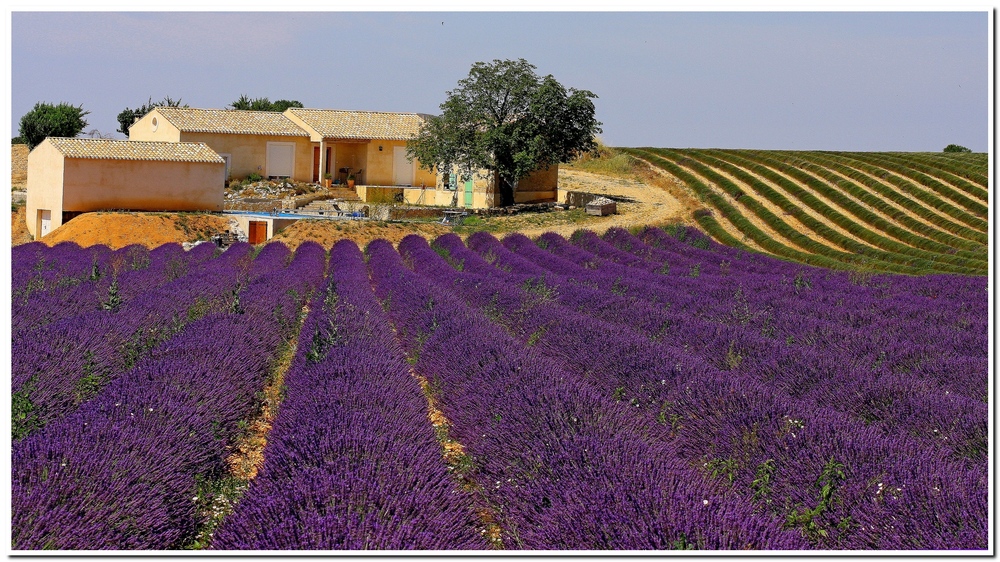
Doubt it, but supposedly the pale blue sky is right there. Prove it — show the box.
[10,11,989,151]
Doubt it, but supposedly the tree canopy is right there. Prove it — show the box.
[19,102,90,149]
[943,144,972,153]
[116,97,186,136]
[407,58,601,206]
[229,96,304,112]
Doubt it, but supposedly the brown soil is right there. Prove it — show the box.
[271,219,453,249]
[11,207,33,245]
[39,212,230,250]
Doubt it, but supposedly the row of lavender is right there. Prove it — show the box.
[12,243,326,549]
[211,240,488,549]
[12,227,987,549]
[12,242,288,439]
[397,229,985,549]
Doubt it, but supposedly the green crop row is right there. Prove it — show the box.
[810,152,989,236]
[625,148,874,272]
[627,148,937,275]
[710,149,987,269]
[764,151,986,256]
[906,152,989,187]
[675,149,983,276]
[786,151,988,247]
[832,153,989,226]
[870,153,989,201]
[839,152,988,218]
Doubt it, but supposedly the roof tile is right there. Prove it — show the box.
[155,107,309,136]
[46,138,224,163]
[287,108,427,140]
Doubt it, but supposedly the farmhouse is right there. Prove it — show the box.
[130,106,558,209]
[25,138,225,239]
[23,106,560,239]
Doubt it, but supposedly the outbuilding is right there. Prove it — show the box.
[26,138,225,239]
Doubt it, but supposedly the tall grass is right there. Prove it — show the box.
[566,140,641,176]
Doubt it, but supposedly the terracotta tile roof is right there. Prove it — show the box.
[286,108,428,140]
[45,138,224,163]
[154,107,309,136]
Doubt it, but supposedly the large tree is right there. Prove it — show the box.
[408,58,601,206]
[19,102,90,149]
[116,97,185,136]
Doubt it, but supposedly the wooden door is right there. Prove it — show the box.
[464,179,474,207]
[248,221,267,244]
[312,147,320,182]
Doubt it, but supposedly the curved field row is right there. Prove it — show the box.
[770,151,986,253]
[826,153,988,232]
[705,150,987,268]
[623,149,883,272]
[847,151,988,199]
[683,149,982,273]
[867,152,988,202]
[623,148,988,275]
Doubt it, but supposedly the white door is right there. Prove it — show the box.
[266,142,295,178]
[39,210,51,238]
[393,146,414,186]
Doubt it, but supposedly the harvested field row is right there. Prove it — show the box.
[624,148,988,275]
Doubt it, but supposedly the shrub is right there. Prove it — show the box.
[943,144,972,153]
[18,102,90,149]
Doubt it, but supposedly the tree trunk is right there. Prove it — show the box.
[498,172,515,207]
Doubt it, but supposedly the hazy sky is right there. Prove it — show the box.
[9,11,990,151]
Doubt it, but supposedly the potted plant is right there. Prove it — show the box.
[347,172,356,189]
[323,173,332,188]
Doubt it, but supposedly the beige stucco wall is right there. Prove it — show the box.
[178,132,312,182]
[360,140,436,187]
[129,110,312,182]
[25,142,66,237]
[62,158,224,214]
[514,164,558,204]
[128,110,183,142]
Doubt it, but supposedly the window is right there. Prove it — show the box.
[266,142,295,179]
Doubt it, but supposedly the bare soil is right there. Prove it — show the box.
[11,206,33,245]
[38,212,230,250]
[271,219,453,249]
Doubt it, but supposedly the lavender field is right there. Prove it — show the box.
[11,226,988,551]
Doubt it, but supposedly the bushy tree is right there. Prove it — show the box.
[19,102,90,149]
[407,58,602,206]
[943,144,972,153]
[116,97,186,136]
[229,95,303,112]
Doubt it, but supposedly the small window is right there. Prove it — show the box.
[151,117,158,132]
[446,173,457,191]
